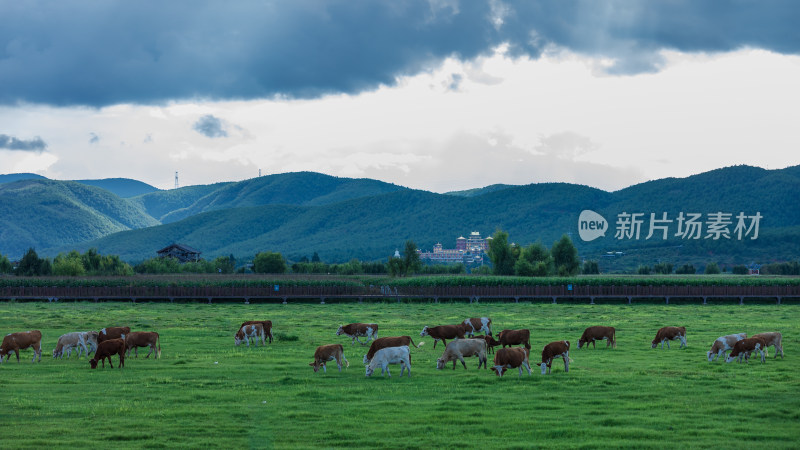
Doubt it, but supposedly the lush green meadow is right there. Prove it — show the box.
[0,300,798,449]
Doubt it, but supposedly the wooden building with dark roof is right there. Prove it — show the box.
[157,243,202,263]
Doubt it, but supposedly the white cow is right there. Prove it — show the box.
[707,333,746,362]
[234,324,265,347]
[365,345,411,378]
[53,331,99,359]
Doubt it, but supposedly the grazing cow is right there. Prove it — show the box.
[240,320,273,344]
[365,345,411,378]
[235,324,265,347]
[707,333,747,362]
[125,332,161,359]
[491,347,531,377]
[473,335,501,354]
[497,329,531,350]
[436,338,488,370]
[309,344,349,373]
[541,341,570,375]
[462,317,493,337]
[651,326,687,349]
[752,332,784,359]
[53,331,98,359]
[336,323,378,345]
[97,327,130,344]
[363,336,424,365]
[0,330,42,363]
[726,337,768,363]
[420,325,466,349]
[89,338,126,369]
[578,326,616,349]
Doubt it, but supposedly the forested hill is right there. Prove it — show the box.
[0,179,159,257]
[74,178,160,198]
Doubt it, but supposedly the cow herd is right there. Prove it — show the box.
[0,326,161,369]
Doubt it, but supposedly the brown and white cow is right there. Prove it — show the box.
[97,326,130,344]
[752,332,784,359]
[436,338,488,370]
[0,330,42,363]
[309,344,350,373]
[363,336,424,365]
[497,329,531,350]
[420,324,466,349]
[707,333,746,362]
[491,347,531,376]
[336,323,378,345]
[125,332,161,359]
[462,317,492,337]
[577,326,616,349]
[89,338,126,369]
[235,324,265,347]
[726,336,768,364]
[240,320,273,344]
[541,340,570,375]
[53,331,98,359]
[651,326,687,349]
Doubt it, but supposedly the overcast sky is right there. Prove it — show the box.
[1,1,799,192]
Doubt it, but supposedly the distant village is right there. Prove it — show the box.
[415,231,492,266]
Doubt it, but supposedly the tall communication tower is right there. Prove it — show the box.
[174,171,179,189]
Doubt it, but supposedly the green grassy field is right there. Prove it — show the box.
[0,301,797,449]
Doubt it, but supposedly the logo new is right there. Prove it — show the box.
[578,210,607,242]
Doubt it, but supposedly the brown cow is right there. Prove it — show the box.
[726,337,768,363]
[707,333,747,362]
[240,320,273,344]
[309,344,349,373]
[0,330,42,363]
[541,340,570,375]
[363,336,424,365]
[491,347,531,376]
[651,326,687,349]
[752,332,784,359]
[336,323,378,345]
[97,327,130,344]
[89,338,126,369]
[125,332,161,359]
[436,338,488,370]
[420,324,466,349]
[235,324,265,347]
[578,326,616,349]
[474,335,501,354]
[497,329,531,350]
[462,317,492,337]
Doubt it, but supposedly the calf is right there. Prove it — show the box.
[651,326,687,349]
[235,324,265,347]
[541,341,570,375]
[436,338,488,370]
[462,317,492,337]
[474,335,501,354]
[309,344,349,373]
[97,327,130,344]
[89,338,126,369]
[497,329,531,350]
[707,333,747,362]
[492,347,531,377]
[125,332,161,359]
[726,337,768,363]
[420,324,466,349]
[240,320,273,344]
[0,330,42,363]
[53,331,98,359]
[363,336,424,365]
[336,323,378,345]
[752,332,784,359]
[578,326,616,349]
[365,345,411,378]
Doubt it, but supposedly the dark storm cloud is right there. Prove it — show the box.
[193,115,228,138]
[0,134,47,151]
[0,0,797,106]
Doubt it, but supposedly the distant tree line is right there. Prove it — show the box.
[486,231,584,277]
[0,248,133,276]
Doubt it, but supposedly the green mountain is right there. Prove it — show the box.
[75,178,160,198]
[445,184,515,197]
[0,179,159,258]
[0,173,47,183]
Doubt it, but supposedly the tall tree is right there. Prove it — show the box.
[403,240,422,276]
[488,230,516,275]
[551,235,580,276]
[253,251,287,273]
